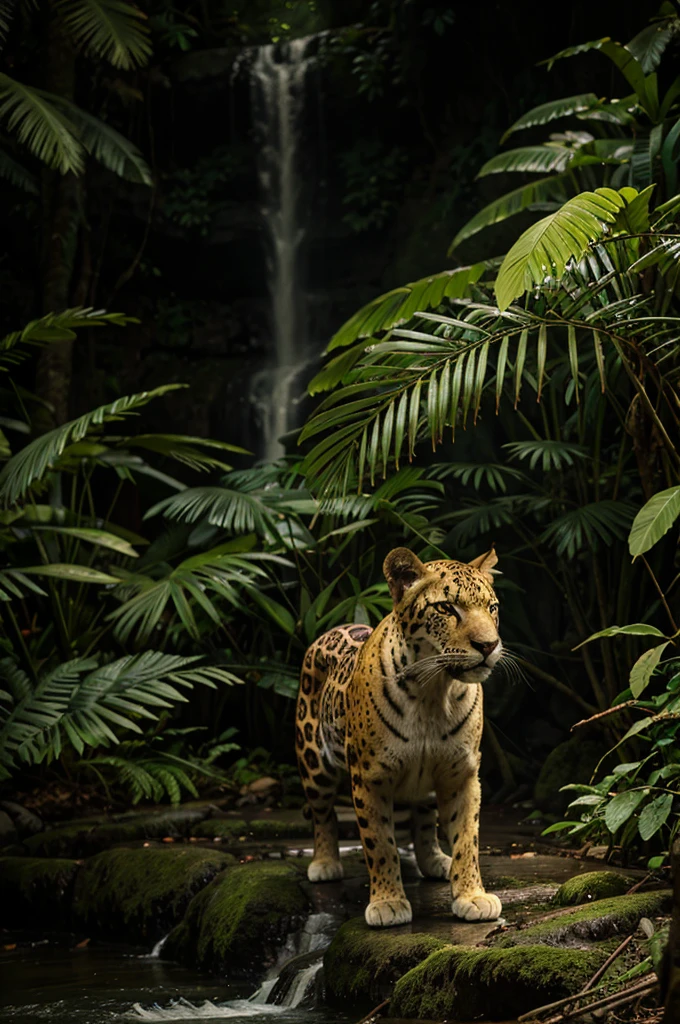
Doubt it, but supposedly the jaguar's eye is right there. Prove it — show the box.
[433,602,460,619]
[489,603,499,615]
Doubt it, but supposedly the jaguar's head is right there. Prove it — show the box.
[383,546,501,683]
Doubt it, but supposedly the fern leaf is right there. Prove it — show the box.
[55,0,151,69]
[0,384,186,505]
[0,73,83,174]
[51,96,151,184]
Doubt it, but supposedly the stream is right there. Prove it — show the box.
[0,810,618,1024]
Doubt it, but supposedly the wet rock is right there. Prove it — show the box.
[534,737,602,812]
[390,943,607,1020]
[0,856,79,927]
[324,918,448,1007]
[493,890,672,948]
[0,801,43,837]
[193,817,311,841]
[163,861,310,975]
[72,846,235,944]
[24,807,209,858]
[553,870,631,907]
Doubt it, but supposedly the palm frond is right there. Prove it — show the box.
[0,72,83,174]
[107,548,288,643]
[501,94,600,142]
[317,264,489,369]
[540,500,636,558]
[0,384,185,505]
[429,461,528,493]
[449,174,572,252]
[479,145,580,178]
[542,38,653,115]
[0,651,236,773]
[0,143,37,192]
[51,97,151,184]
[502,440,589,472]
[126,434,247,474]
[0,308,133,372]
[446,497,522,546]
[0,0,15,46]
[494,186,650,310]
[54,0,151,70]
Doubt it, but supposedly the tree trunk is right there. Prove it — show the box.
[35,16,80,427]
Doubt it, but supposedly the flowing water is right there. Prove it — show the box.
[249,38,317,460]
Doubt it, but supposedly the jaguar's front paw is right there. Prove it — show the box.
[451,891,502,921]
[365,897,412,928]
[307,858,344,882]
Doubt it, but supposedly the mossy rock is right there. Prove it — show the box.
[0,856,79,927]
[163,861,310,975]
[534,737,602,813]
[72,846,234,943]
[23,808,208,858]
[390,943,608,1020]
[553,870,631,907]
[493,890,672,948]
[193,818,312,841]
[324,917,448,1007]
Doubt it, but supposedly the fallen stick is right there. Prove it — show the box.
[517,932,636,1021]
[541,976,657,1024]
[354,997,390,1024]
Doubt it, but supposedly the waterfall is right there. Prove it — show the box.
[250,37,316,461]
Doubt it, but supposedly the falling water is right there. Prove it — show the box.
[250,37,316,461]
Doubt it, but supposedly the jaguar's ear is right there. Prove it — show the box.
[383,548,427,604]
[468,546,499,583]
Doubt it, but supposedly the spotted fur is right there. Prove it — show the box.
[295,546,503,928]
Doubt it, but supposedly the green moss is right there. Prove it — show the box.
[324,917,448,1007]
[163,861,309,975]
[493,890,672,948]
[72,846,234,942]
[0,856,79,926]
[391,944,607,1020]
[193,818,312,841]
[553,870,631,907]
[534,738,603,812]
[23,809,208,858]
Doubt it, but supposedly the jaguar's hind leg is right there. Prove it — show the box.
[296,651,343,883]
[412,800,452,880]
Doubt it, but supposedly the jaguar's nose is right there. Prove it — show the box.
[471,638,499,659]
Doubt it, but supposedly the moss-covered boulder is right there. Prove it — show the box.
[72,846,234,943]
[553,870,631,907]
[534,738,602,813]
[163,861,310,975]
[493,890,672,948]
[23,808,209,858]
[324,918,448,1007]
[0,856,79,927]
[193,818,311,841]
[390,943,607,1021]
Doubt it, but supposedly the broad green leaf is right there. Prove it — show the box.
[249,590,296,636]
[576,623,666,647]
[34,526,140,557]
[19,564,120,583]
[478,145,576,177]
[629,486,680,557]
[541,821,580,835]
[638,792,674,841]
[501,93,600,141]
[495,187,630,310]
[604,789,647,833]
[450,175,571,252]
[630,642,669,698]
